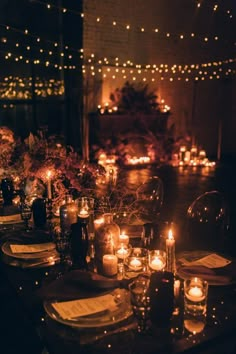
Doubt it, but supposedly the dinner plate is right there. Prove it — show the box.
[1,240,57,260]
[44,288,133,329]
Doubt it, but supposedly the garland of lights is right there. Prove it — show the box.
[1,20,235,50]
[1,47,235,82]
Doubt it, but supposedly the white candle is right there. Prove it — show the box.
[119,232,129,245]
[116,246,129,259]
[46,170,52,200]
[187,286,205,302]
[78,208,89,218]
[149,256,164,271]
[129,257,142,270]
[166,229,175,247]
[166,228,176,273]
[102,254,118,276]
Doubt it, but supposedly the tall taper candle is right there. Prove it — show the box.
[166,229,176,273]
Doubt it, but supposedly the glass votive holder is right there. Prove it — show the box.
[119,232,130,245]
[148,250,166,272]
[184,277,208,317]
[76,197,91,220]
[115,243,132,279]
[125,247,148,276]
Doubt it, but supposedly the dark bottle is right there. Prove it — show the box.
[70,219,89,270]
[32,197,47,228]
[1,178,14,206]
[149,271,174,327]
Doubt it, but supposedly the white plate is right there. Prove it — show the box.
[44,288,133,329]
[1,240,57,260]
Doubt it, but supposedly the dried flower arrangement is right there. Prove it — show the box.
[0,127,105,204]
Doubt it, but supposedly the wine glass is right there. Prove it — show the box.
[52,226,71,275]
[186,190,230,252]
[20,202,32,232]
[135,176,164,248]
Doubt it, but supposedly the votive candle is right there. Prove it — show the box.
[119,232,129,245]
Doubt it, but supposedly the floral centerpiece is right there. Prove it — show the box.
[0,127,106,206]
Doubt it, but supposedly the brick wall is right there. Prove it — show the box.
[83,0,236,158]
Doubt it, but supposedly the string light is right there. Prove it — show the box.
[30,0,234,20]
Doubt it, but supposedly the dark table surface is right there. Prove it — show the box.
[0,226,236,354]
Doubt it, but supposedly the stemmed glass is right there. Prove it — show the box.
[20,202,32,232]
[52,226,71,276]
[135,176,164,248]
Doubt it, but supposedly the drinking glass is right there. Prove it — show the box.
[135,176,164,224]
[52,226,71,274]
[20,203,32,232]
[129,274,151,333]
[135,176,164,248]
[186,191,230,251]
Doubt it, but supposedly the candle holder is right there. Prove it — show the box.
[184,277,208,317]
[77,197,90,221]
[125,247,148,276]
[115,242,132,278]
[148,250,166,272]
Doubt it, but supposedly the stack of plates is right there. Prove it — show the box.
[1,240,60,268]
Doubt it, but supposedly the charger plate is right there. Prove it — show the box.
[1,240,57,260]
[44,288,133,329]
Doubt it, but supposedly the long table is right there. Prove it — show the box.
[1,228,236,354]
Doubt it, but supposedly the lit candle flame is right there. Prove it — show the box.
[168,229,174,240]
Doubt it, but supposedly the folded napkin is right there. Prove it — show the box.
[37,270,131,301]
[177,263,236,286]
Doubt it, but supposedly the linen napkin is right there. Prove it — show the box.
[37,270,131,301]
[177,261,236,285]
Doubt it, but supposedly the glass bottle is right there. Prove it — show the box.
[94,213,120,274]
[60,194,78,234]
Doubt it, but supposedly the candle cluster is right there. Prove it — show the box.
[172,146,216,167]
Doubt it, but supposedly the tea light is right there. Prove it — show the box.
[129,257,142,270]
[149,257,164,271]
[102,254,118,276]
[119,232,129,245]
[116,246,129,259]
[187,286,204,302]
[78,208,89,219]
